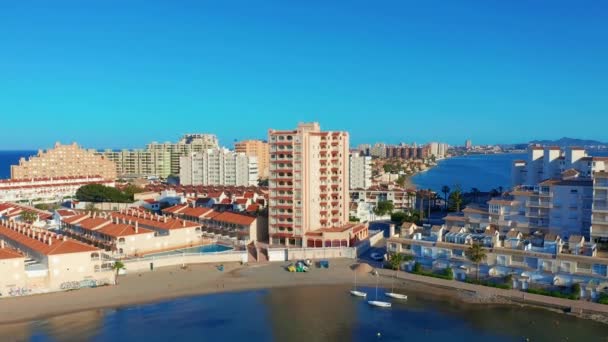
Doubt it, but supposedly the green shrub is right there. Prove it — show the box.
[411,263,453,280]
[465,278,512,290]
[527,287,579,300]
[598,293,608,305]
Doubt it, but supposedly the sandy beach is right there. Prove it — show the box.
[1,259,608,326]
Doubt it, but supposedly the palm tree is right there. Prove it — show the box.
[441,185,450,211]
[21,211,38,224]
[388,253,405,271]
[426,189,433,222]
[466,243,486,281]
[449,185,464,212]
[112,261,126,285]
[470,187,480,203]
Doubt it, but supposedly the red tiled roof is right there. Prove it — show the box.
[0,247,24,260]
[220,198,231,204]
[97,223,154,237]
[63,213,90,225]
[162,204,188,214]
[235,198,249,205]
[78,217,111,230]
[210,211,256,226]
[180,206,214,218]
[0,221,99,255]
[111,211,200,230]
[246,204,260,212]
[55,209,77,217]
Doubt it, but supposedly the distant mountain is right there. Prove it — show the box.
[528,137,608,147]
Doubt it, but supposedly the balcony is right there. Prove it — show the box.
[526,201,552,209]
[593,205,608,213]
[595,180,608,189]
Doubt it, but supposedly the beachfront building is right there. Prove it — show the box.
[268,122,368,247]
[428,142,449,159]
[591,171,608,244]
[179,148,258,187]
[0,176,115,202]
[0,242,27,296]
[512,146,608,187]
[0,203,53,228]
[162,204,267,245]
[11,142,117,181]
[349,154,372,190]
[0,219,114,294]
[235,140,270,179]
[387,224,607,290]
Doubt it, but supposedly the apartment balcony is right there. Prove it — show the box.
[526,201,553,209]
[526,211,549,219]
[593,205,608,213]
[594,180,608,189]
[591,223,608,238]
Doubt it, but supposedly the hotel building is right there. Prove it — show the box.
[179,148,258,187]
[235,140,270,179]
[268,122,368,248]
[349,154,372,190]
[11,142,117,181]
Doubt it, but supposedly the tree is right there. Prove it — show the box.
[76,184,132,203]
[449,185,464,212]
[387,253,405,271]
[112,261,126,285]
[122,184,145,199]
[441,185,450,211]
[466,243,486,281]
[396,175,407,188]
[85,202,100,213]
[374,200,394,216]
[391,211,407,223]
[21,211,38,223]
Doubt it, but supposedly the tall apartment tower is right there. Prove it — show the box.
[268,122,350,247]
[234,140,270,179]
[179,149,258,186]
[349,154,372,189]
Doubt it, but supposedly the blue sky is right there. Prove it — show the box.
[0,0,607,150]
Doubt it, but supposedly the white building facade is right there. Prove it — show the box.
[349,155,372,190]
[179,149,258,187]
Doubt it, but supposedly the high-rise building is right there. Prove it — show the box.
[234,140,270,179]
[99,134,219,178]
[268,122,357,247]
[11,142,116,180]
[465,139,472,150]
[349,154,372,189]
[179,148,258,186]
[591,171,608,242]
[428,142,449,159]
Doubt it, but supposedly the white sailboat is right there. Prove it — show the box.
[350,267,367,298]
[385,271,408,300]
[368,273,392,308]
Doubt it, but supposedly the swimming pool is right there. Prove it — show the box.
[145,244,233,258]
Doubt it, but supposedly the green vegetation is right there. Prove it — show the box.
[441,185,450,211]
[349,216,360,222]
[391,210,421,224]
[395,175,407,187]
[112,261,125,285]
[527,286,580,300]
[411,262,454,280]
[374,200,394,216]
[385,253,413,270]
[20,211,38,223]
[466,243,486,281]
[448,185,464,212]
[383,162,402,173]
[598,292,608,305]
[76,184,142,203]
[465,276,512,290]
[34,203,60,211]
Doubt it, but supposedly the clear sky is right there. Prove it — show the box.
[1,0,607,150]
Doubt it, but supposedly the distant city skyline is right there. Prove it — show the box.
[1,1,607,149]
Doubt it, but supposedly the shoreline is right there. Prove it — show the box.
[1,259,607,326]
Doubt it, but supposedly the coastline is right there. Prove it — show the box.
[1,259,608,326]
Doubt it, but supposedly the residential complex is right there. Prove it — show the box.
[428,142,449,159]
[349,154,372,190]
[359,143,430,160]
[99,134,219,178]
[11,142,116,181]
[592,172,608,242]
[235,140,270,179]
[512,146,607,187]
[387,222,608,291]
[0,176,115,202]
[179,148,258,187]
[268,122,368,247]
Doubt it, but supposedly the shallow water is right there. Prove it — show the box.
[1,285,606,342]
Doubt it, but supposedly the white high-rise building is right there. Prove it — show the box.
[179,148,258,186]
[428,142,449,159]
[349,155,372,190]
